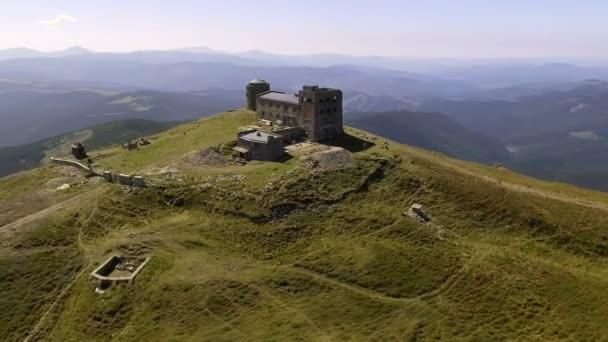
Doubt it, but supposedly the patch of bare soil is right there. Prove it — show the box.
[187,147,234,167]
[117,242,151,257]
[300,146,353,171]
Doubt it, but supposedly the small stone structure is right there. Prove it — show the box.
[116,174,133,186]
[234,129,285,161]
[103,171,113,182]
[132,176,146,187]
[71,142,90,161]
[90,254,150,289]
[115,174,147,188]
[409,203,431,223]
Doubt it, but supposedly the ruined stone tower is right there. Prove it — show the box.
[246,79,270,110]
[298,85,343,141]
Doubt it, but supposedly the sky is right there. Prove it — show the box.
[2,0,608,58]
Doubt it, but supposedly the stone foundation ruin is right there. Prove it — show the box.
[90,254,150,290]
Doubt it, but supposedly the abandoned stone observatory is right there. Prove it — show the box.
[234,79,344,161]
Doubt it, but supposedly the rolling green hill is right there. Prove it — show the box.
[0,119,179,177]
[3,109,608,340]
[345,111,510,164]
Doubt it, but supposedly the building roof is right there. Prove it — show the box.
[240,130,282,144]
[258,91,299,105]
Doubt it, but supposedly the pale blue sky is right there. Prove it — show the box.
[2,0,607,57]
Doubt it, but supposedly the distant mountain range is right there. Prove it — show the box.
[3,46,608,87]
[0,56,474,99]
[0,46,93,60]
[420,80,608,190]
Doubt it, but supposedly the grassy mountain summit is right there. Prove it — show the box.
[2,110,608,341]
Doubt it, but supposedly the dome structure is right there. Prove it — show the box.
[249,78,268,85]
[246,79,271,110]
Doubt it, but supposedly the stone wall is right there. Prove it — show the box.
[257,99,300,127]
[273,126,306,143]
[51,157,146,188]
[90,255,151,289]
[116,174,133,186]
[132,176,146,187]
[50,157,97,176]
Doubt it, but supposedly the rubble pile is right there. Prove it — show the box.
[300,147,353,171]
[188,147,234,167]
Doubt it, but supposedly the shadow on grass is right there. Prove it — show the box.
[326,133,375,153]
[272,153,294,163]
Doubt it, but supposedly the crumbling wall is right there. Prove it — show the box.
[90,254,151,288]
[116,174,133,186]
[103,171,113,182]
[51,158,146,188]
[133,176,146,187]
[94,255,122,277]
[50,157,97,176]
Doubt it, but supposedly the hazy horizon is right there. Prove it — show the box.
[3,0,608,59]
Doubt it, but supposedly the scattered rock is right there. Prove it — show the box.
[408,203,431,223]
[55,183,70,191]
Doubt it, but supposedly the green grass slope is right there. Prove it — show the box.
[3,109,608,341]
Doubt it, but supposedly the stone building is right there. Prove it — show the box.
[236,79,344,161]
[245,79,344,142]
[234,129,285,161]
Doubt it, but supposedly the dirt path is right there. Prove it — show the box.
[22,195,97,341]
[287,246,484,309]
[290,218,405,265]
[23,265,88,342]
[0,191,93,234]
[288,266,412,303]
